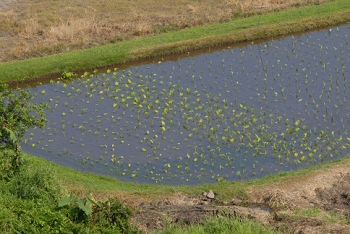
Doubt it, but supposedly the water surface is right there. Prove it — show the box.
[24,24,350,184]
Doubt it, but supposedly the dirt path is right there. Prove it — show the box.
[128,160,350,233]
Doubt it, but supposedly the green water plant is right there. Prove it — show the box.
[23,24,350,184]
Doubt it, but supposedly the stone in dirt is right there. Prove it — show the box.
[207,190,215,199]
[232,199,242,206]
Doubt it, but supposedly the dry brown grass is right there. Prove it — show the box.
[0,0,331,63]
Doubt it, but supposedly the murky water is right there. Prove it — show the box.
[23,24,350,184]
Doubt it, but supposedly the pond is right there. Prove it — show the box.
[23,24,350,184]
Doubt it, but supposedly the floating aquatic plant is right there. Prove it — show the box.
[23,25,350,185]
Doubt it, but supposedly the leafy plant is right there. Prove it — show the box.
[60,71,78,80]
[0,150,19,181]
[93,198,134,232]
[58,194,136,232]
[0,81,48,175]
[58,194,94,223]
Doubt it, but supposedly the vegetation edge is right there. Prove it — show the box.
[0,0,349,83]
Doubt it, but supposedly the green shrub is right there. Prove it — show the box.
[58,194,139,233]
[0,158,138,233]
[0,193,78,233]
[93,198,135,233]
[0,150,23,181]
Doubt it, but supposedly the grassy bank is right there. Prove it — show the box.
[2,152,350,233]
[29,152,350,203]
[0,0,335,63]
[0,152,281,233]
[29,153,248,203]
[0,0,349,83]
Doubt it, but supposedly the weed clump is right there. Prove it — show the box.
[8,165,62,202]
[0,154,138,233]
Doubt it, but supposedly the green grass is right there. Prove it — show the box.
[0,152,280,233]
[22,152,350,202]
[154,215,280,234]
[1,0,349,83]
[25,153,248,201]
[291,208,347,223]
[0,152,139,233]
[2,152,350,233]
[245,154,350,188]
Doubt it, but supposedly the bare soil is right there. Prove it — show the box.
[125,161,350,233]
